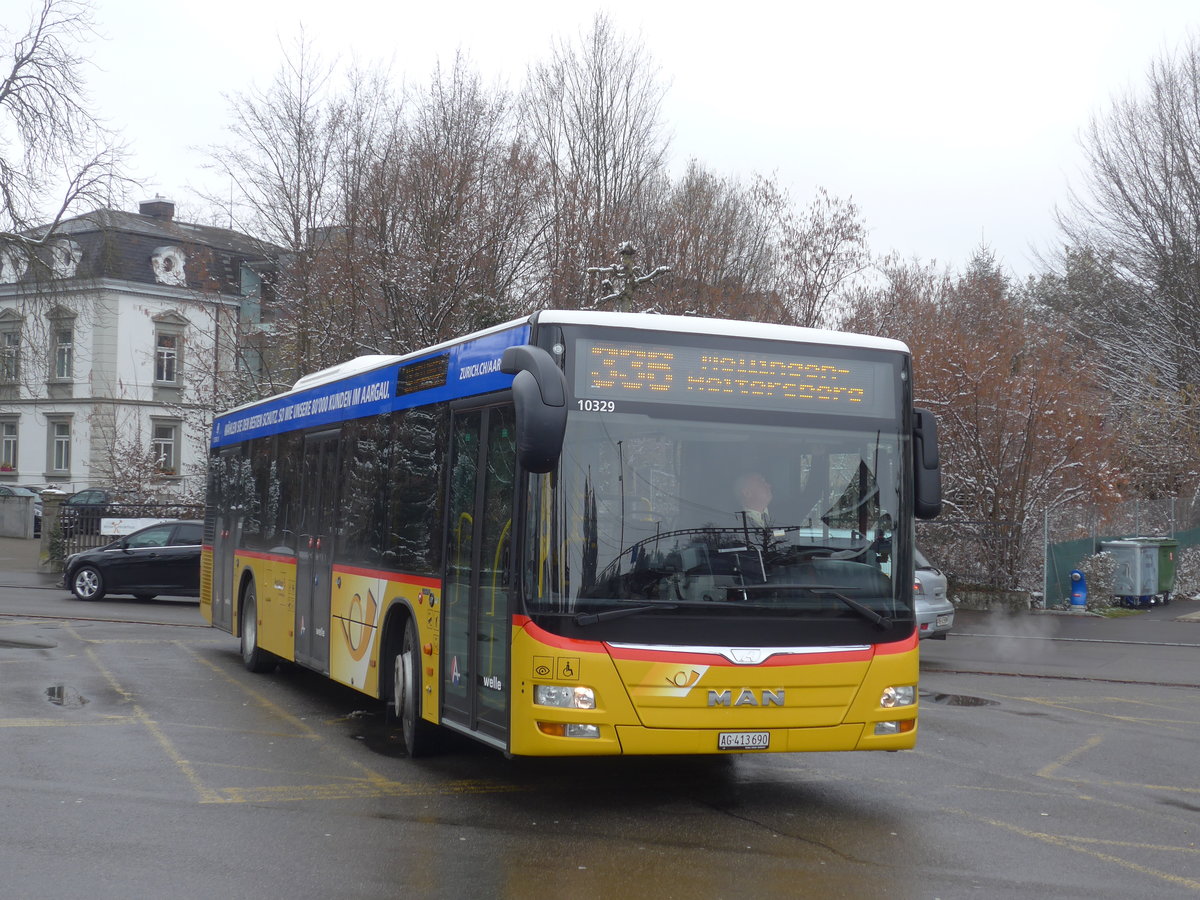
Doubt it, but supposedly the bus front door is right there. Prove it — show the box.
[443,404,516,748]
[296,431,339,673]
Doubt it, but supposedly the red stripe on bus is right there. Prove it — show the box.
[332,564,442,589]
[220,552,441,591]
[516,617,605,652]
[875,632,919,654]
[605,644,874,667]
[237,549,297,565]
[514,616,915,664]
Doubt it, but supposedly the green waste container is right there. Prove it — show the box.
[1145,538,1178,598]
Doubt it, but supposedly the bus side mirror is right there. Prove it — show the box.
[913,407,941,519]
[501,345,568,474]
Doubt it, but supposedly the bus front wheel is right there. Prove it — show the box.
[394,620,438,757]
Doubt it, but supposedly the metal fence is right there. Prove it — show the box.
[1042,498,1200,605]
[916,497,1200,604]
[50,501,205,558]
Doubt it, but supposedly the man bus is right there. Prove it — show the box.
[203,310,940,757]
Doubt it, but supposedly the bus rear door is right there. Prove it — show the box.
[210,447,242,632]
[296,430,340,673]
[443,403,516,748]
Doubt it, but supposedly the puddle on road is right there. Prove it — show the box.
[46,684,89,708]
[921,691,999,707]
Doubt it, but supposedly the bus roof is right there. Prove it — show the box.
[226,311,907,415]
[211,310,910,444]
[532,310,910,354]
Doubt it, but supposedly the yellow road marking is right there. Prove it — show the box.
[991,691,1200,731]
[183,645,514,802]
[1038,733,1200,796]
[947,806,1200,892]
[0,716,137,727]
[216,779,523,804]
[69,625,227,804]
[1038,733,1105,779]
[1065,835,1200,854]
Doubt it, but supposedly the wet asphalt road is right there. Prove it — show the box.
[1,582,1198,899]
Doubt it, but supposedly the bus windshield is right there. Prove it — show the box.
[523,330,914,646]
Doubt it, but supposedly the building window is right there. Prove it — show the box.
[51,324,73,380]
[151,420,180,474]
[1,420,16,471]
[50,420,71,472]
[155,332,179,384]
[46,307,77,389]
[1,329,18,382]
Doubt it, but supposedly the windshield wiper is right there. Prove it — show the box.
[737,583,892,629]
[791,543,871,560]
[802,584,893,629]
[574,604,678,626]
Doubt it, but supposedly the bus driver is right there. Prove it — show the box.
[734,471,773,529]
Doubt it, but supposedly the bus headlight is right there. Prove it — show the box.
[880,685,916,708]
[534,685,596,709]
[537,722,601,738]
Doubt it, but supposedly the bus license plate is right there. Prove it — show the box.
[718,732,770,750]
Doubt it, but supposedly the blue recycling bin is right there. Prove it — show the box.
[1069,570,1087,610]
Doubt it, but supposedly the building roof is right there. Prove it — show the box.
[47,207,279,260]
[2,200,282,296]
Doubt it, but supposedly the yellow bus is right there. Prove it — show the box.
[202,310,941,757]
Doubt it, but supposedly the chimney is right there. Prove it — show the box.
[139,196,175,221]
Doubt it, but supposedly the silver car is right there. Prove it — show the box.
[914,547,954,639]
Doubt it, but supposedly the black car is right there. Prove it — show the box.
[63,520,203,601]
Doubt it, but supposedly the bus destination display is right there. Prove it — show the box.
[576,339,894,418]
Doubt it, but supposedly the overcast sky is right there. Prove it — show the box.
[79,0,1200,277]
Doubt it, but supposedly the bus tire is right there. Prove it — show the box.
[240,582,275,673]
[394,619,438,757]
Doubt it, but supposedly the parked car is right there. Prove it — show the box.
[0,485,42,536]
[914,547,954,639]
[59,488,118,535]
[63,519,202,601]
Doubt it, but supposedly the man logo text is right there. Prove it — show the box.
[707,689,785,707]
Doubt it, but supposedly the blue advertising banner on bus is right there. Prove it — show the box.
[210,323,530,448]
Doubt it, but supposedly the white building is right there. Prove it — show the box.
[0,199,276,499]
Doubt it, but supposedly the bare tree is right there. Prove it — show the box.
[643,171,870,325]
[361,55,543,350]
[1030,247,1200,500]
[0,0,118,408]
[209,42,549,380]
[845,250,1122,588]
[204,32,349,384]
[522,13,671,308]
[755,180,871,328]
[642,161,773,317]
[1055,33,1200,482]
[0,0,128,262]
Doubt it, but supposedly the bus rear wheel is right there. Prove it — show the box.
[393,620,438,757]
[240,583,275,673]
